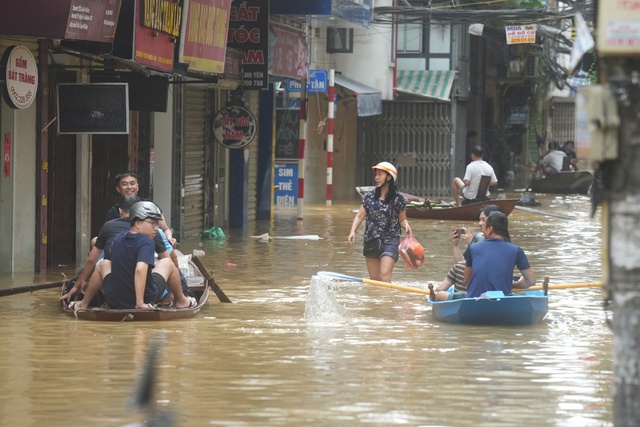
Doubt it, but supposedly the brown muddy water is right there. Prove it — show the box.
[0,192,610,426]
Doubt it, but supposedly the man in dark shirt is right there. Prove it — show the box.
[70,201,196,310]
[61,196,171,302]
[106,171,176,247]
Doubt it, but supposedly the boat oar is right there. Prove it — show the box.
[514,205,576,220]
[317,271,432,296]
[513,281,602,292]
[0,281,65,298]
[191,256,232,303]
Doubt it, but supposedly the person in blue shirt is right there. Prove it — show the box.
[464,211,536,298]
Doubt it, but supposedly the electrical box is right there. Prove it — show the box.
[597,3,640,56]
[575,85,620,162]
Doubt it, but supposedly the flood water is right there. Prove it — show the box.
[0,192,611,426]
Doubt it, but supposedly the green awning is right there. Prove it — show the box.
[395,70,456,101]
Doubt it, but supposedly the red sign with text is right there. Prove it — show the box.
[134,0,176,72]
[180,0,232,74]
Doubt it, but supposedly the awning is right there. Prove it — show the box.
[396,70,457,101]
[334,73,382,117]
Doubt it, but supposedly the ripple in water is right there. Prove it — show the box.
[304,275,348,321]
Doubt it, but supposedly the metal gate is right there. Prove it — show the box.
[358,101,453,198]
[550,100,575,143]
[48,71,77,266]
[182,86,207,239]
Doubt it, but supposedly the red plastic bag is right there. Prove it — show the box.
[398,236,425,269]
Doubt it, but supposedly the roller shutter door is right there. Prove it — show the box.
[182,87,206,238]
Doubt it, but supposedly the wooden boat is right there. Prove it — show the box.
[356,186,519,221]
[406,198,519,221]
[61,252,211,321]
[529,170,593,194]
[427,290,549,326]
[356,186,425,204]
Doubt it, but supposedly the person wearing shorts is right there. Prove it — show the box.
[348,162,411,283]
[69,201,196,311]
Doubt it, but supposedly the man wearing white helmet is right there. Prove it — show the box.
[348,162,412,282]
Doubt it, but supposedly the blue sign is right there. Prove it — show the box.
[285,70,328,93]
[288,99,301,110]
[274,162,298,208]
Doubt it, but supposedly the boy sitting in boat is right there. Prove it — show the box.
[69,201,197,311]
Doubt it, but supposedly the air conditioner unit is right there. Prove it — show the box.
[525,56,538,78]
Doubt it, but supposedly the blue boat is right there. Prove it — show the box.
[427,290,549,326]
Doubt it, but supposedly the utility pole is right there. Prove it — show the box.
[593,3,640,424]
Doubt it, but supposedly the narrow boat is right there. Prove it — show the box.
[427,290,549,326]
[356,186,519,221]
[61,252,211,321]
[405,199,519,221]
[529,170,593,194]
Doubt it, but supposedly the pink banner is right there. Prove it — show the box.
[270,26,309,80]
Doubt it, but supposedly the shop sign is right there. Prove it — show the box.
[139,0,182,36]
[270,26,309,80]
[180,0,231,74]
[227,0,269,89]
[273,162,298,208]
[64,0,121,42]
[213,105,257,149]
[135,0,176,72]
[1,46,39,110]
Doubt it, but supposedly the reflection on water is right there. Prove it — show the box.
[0,193,611,426]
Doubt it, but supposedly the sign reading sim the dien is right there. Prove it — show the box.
[274,162,298,208]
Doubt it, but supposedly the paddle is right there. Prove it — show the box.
[191,256,232,303]
[0,281,65,298]
[514,205,576,220]
[317,271,432,296]
[318,271,601,298]
[513,281,602,292]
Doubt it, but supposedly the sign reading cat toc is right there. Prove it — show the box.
[213,105,257,149]
[1,45,38,109]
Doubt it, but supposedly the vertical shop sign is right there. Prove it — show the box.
[227,0,269,89]
[135,0,179,72]
[180,0,232,74]
[274,162,298,207]
[4,132,10,177]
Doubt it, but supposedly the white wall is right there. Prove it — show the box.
[153,89,174,224]
[0,105,37,273]
[336,0,395,100]
[12,108,37,271]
